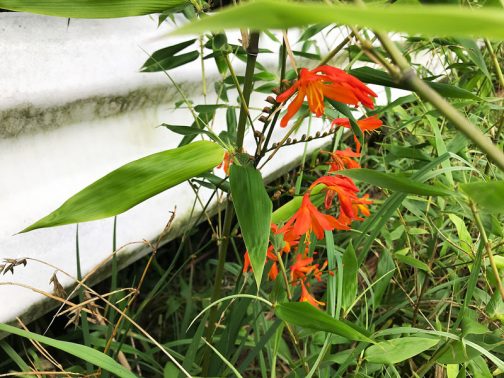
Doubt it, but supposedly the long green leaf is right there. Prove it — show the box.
[338,168,454,196]
[365,337,439,364]
[0,0,188,18]
[0,323,137,378]
[142,51,199,72]
[349,66,479,100]
[461,181,504,214]
[275,302,374,343]
[229,165,272,288]
[173,0,504,40]
[341,242,358,312]
[0,341,31,376]
[141,39,199,72]
[22,141,224,232]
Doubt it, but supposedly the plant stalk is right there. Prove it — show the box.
[202,200,235,373]
[469,201,504,300]
[236,31,260,151]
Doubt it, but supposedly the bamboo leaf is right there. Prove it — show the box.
[365,337,439,364]
[460,181,504,214]
[173,0,504,40]
[342,242,358,311]
[22,141,224,232]
[0,0,188,18]
[349,66,479,100]
[229,165,272,288]
[141,39,199,72]
[395,254,431,272]
[0,323,137,378]
[275,302,374,343]
[338,168,454,196]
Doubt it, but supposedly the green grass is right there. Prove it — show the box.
[1,1,504,377]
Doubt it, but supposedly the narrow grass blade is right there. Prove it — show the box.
[0,323,138,378]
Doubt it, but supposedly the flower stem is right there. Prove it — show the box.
[484,39,504,91]
[318,35,351,67]
[275,251,292,300]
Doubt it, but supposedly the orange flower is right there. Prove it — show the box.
[337,194,373,226]
[316,66,377,109]
[242,251,251,273]
[242,248,280,281]
[313,260,329,282]
[332,116,383,152]
[217,151,232,175]
[290,254,317,282]
[332,116,382,132]
[300,281,325,308]
[268,262,279,281]
[243,223,303,281]
[324,148,360,172]
[266,246,280,280]
[276,66,377,127]
[278,194,343,240]
[310,176,360,221]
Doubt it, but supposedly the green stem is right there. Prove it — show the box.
[202,200,235,374]
[258,112,309,170]
[484,39,504,173]
[470,201,504,300]
[318,35,351,67]
[484,39,504,91]
[275,251,292,300]
[236,31,260,151]
[256,38,287,163]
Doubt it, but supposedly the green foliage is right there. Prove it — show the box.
[173,0,504,39]
[365,337,439,364]
[338,168,455,196]
[141,39,199,72]
[341,242,358,311]
[229,165,272,288]
[350,66,480,99]
[4,0,504,376]
[0,323,137,378]
[461,181,504,213]
[275,302,374,343]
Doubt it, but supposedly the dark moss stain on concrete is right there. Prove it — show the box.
[0,82,202,139]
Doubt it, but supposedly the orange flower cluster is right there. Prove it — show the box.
[240,65,382,309]
[276,65,383,152]
[243,224,297,281]
[324,148,361,171]
[243,225,330,308]
[276,66,377,128]
[242,149,373,308]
